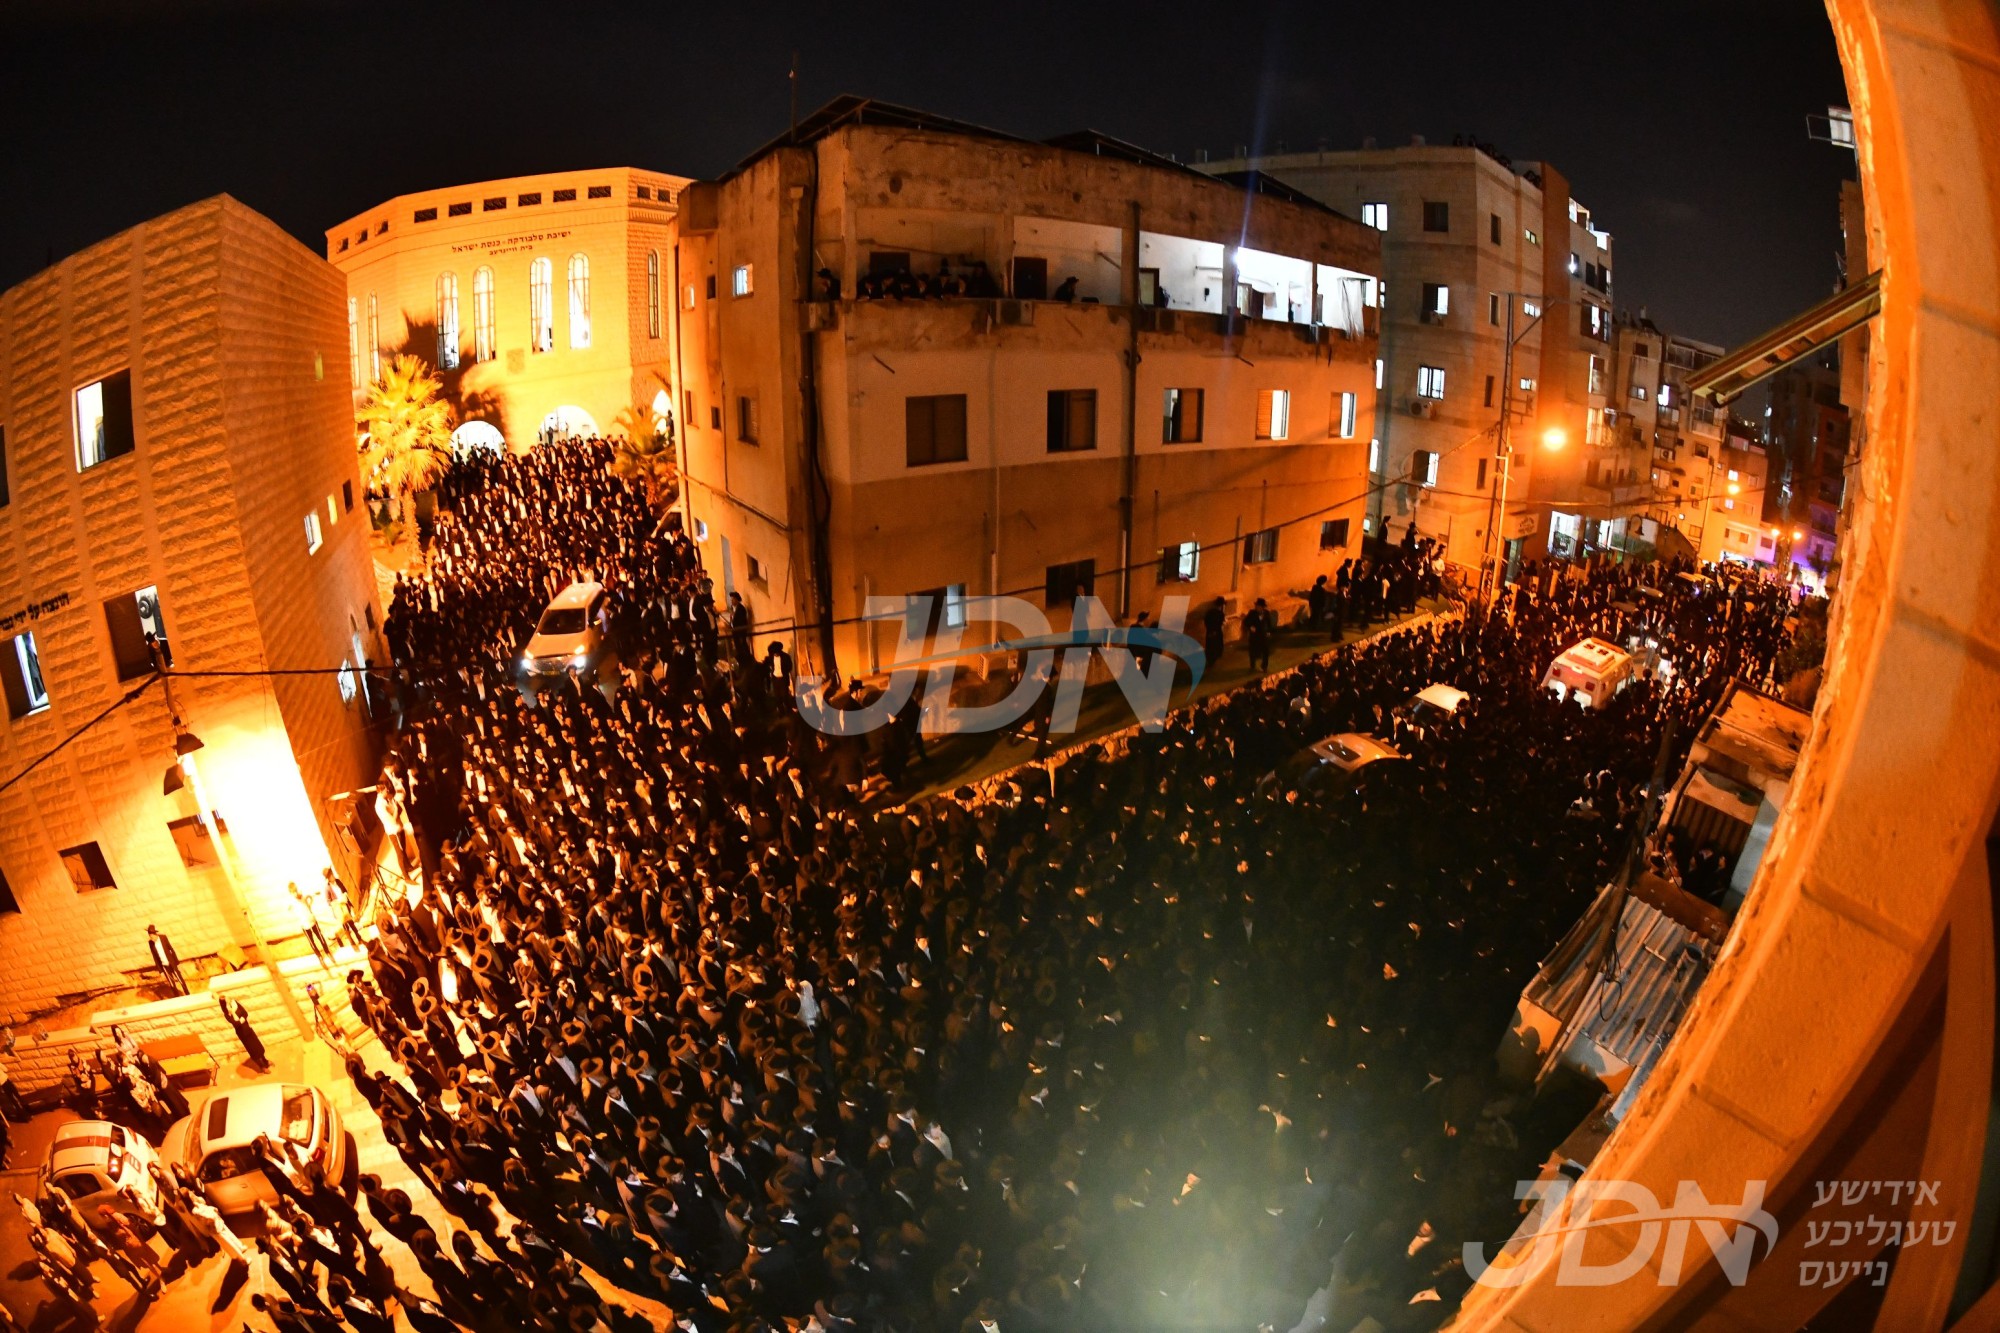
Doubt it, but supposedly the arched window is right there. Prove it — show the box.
[568,253,591,349]
[646,251,661,338]
[347,297,360,388]
[529,258,553,354]
[435,272,460,370]
[366,292,381,382]
[472,267,496,363]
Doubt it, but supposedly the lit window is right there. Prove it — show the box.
[367,293,381,382]
[647,251,662,338]
[1243,527,1279,565]
[1727,469,1739,481]
[2,631,50,717]
[1417,366,1446,400]
[1361,202,1388,231]
[1159,541,1200,583]
[74,372,135,471]
[1422,282,1449,318]
[1631,386,1648,401]
[1523,300,1541,318]
[473,267,496,363]
[347,298,361,388]
[1588,355,1606,396]
[1519,377,1536,393]
[1409,450,1440,487]
[693,517,709,541]
[327,494,339,527]
[568,254,591,349]
[1568,252,1580,276]
[529,258,554,353]
[305,510,324,554]
[1659,384,1674,407]
[1374,358,1384,390]
[1255,389,1290,440]
[1525,229,1540,245]
[732,264,753,297]
[435,272,460,370]
[1337,391,1358,439]
[1368,438,1382,474]
[684,284,697,310]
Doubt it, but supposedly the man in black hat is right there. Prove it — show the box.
[146,924,186,996]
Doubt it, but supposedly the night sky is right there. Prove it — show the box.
[4,0,1852,347]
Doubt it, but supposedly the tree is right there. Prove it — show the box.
[356,355,455,529]
[609,401,679,510]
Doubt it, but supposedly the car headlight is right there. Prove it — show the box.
[520,654,533,667]
[572,648,590,662]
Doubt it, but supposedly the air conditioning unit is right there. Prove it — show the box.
[998,300,1035,327]
[1409,399,1436,419]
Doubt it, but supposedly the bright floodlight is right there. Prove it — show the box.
[1540,427,1567,450]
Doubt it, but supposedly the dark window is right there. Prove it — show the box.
[413,207,438,223]
[1163,388,1204,443]
[1422,201,1450,232]
[342,480,354,512]
[705,275,718,301]
[1488,293,1501,326]
[1046,390,1097,452]
[75,370,135,470]
[553,188,577,203]
[709,405,722,431]
[518,192,543,206]
[104,586,166,681]
[1476,458,1490,489]
[635,186,652,199]
[587,185,612,199]
[1490,212,1502,244]
[0,864,16,914]
[0,423,9,507]
[1319,518,1350,551]
[867,251,911,278]
[906,395,969,467]
[1045,558,1096,607]
[736,396,759,444]
[904,585,967,636]
[1421,283,1448,318]
[60,843,116,893]
[1243,528,1279,565]
[1484,375,1495,408]
[2,632,49,718]
[483,197,506,211]
[1012,257,1049,301]
[448,202,471,217]
[167,815,224,870]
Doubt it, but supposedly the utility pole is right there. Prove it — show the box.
[1483,299,1516,603]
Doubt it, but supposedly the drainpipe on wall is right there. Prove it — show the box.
[1119,201,1141,621]
[670,242,694,536]
[795,147,839,680]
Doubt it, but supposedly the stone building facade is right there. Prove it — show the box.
[1199,142,1642,576]
[0,195,380,1017]
[326,167,691,450]
[671,100,1382,682]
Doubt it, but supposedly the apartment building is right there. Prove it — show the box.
[0,196,382,1015]
[326,167,691,448]
[1199,140,1644,577]
[1610,313,1732,558]
[671,99,1381,681]
[1763,350,1849,591]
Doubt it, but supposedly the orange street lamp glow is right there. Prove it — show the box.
[1540,427,1567,450]
[1792,529,1804,540]
[1727,482,1741,495]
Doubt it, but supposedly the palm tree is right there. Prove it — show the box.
[356,355,455,549]
[609,401,679,510]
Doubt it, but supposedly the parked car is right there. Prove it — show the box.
[167,1081,348,1214]
[1259,731,1410,797]
[1404,682,1469,724]
[517,580,611,681]
[40,1119,160,1218]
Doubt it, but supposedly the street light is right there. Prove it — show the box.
[1480,293,1572,602]
[1541,427,1568,451]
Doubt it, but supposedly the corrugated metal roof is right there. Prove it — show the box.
[1575,897,1710,1069]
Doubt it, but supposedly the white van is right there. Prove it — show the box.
[1542,637,1638,709]
[518,580,609,681]
[41,1120,161,1218]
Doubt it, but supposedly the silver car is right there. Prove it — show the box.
[170,1081,347,1214]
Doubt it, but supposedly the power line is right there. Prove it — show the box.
[0,676,159,798]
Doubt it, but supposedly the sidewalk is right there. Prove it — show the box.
[869,598,1451,807]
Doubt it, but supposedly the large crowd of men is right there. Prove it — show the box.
[313,438,1804,1333]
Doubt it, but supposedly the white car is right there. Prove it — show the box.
[1405,683,1469,723]
[1308,732,1407,772]
[169,1082,348,1214]
[1261,731,1410,797]
[41,1120,161,1218]
[518,580,609,680]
